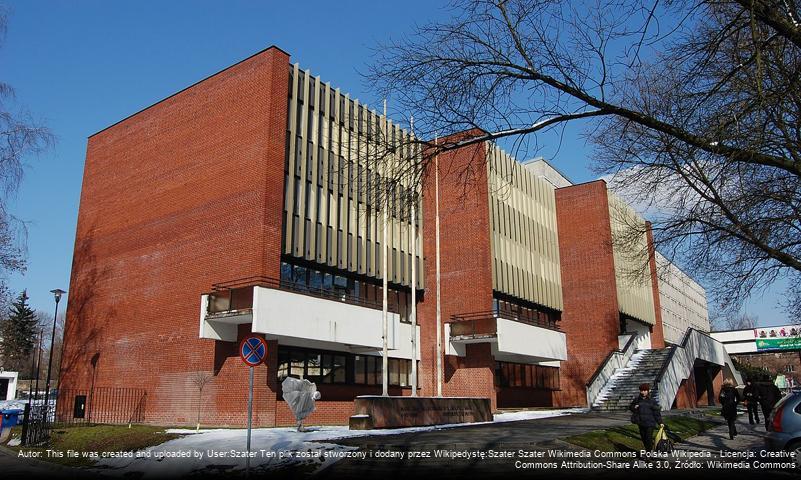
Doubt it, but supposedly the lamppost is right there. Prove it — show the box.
[43,289,66,418]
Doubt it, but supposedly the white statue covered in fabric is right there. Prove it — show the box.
[281,377,321,431]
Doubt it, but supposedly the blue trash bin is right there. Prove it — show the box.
[1,408,23,430]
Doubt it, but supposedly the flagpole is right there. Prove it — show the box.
[410,116,418,397]
[382,99,389,397]
[434,136,443,397]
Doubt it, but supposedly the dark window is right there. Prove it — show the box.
[73,395,87,419]
[495,361,560,390]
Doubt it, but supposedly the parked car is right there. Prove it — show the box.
[765,391,801,459]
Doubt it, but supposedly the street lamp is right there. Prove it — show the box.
[43,289,66,418]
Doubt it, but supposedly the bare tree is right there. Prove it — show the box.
[190,371,212,430]
[366,0,801,316]
[711,311,758,331]
[0,7,54,305]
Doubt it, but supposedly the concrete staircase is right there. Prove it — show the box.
[592,348,672,411]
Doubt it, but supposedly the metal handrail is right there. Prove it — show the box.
[208,276,392,313]
[653,327,697,388]
[585,332,639,388]
[450,309,561,332]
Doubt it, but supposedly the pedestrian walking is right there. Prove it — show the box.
[718,378,740,439]
[742,379,761,425]
[630,383,663,451]
[758,380,783,431]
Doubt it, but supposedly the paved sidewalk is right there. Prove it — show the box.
[0,444,93,479]
[676,417,767,454]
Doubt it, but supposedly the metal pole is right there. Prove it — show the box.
[434,137,443,397]
[27,328,41,404]
[34,329,43,401]
[409,116,417,397]
[43,295,61,421]
[23,327,41,445]
[382,100,389,397]
[246,365,253,476]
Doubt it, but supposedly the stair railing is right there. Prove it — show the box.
[585,332,639,407]
[653,328,743,410]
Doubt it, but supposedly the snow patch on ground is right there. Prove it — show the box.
[0,400,26,410]
[93,408,585,478]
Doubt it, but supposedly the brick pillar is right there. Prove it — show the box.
[420,131,496,409]
[646,222,666,349]
[554,181,621,407]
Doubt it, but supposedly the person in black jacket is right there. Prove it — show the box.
[630,383,663,451]
[758,381,783,431]
[718,379,740,439]
[742,379,761,425]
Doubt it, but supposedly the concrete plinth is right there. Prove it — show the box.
[348,395,492,430]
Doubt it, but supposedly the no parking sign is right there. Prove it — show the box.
[239,336,267,366]
[238,335,267,475]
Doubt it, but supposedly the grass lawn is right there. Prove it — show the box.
[5,424,180,467]
[564,415,721,452]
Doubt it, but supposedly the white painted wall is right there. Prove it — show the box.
[625,319,652,350]
[200,288,417,357]
[445,321,567,364]
[0,371,18,401]
[495,318,567,362]
[521,158,573,188]
[251,287,401,351]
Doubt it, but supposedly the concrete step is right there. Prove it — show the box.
[592,347,672,410]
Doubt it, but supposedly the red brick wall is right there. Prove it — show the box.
[675,365,724,409]
[554,181,621,407]
[59,47,290,427]
[646,223,666,349]
[420,132,497,409]
[673,375,697,409]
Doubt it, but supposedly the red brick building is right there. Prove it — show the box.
[59,46,734,427]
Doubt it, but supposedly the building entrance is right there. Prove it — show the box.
[0,378,8,400]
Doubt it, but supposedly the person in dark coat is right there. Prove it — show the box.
[742,379,761,425]
[630,383,663,451]
[718,379,740,439]
[758,381,784,431]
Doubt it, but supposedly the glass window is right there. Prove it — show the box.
[389,358,399,386]
[290,351,305,379]
[333,355,346,383]
[334,275,348,289]
[293,265,308,290]
[399,360,409,387]
[321,354,333,383]
[368,357,380,386]
[277,350,289,380]
[354,355,367,385]
[281,262,293,284]
[307,353,321,378]
[376,357,384,386]
[323,273,333,293]
[309,269,323,293]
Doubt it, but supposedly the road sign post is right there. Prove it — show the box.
[247,365,253,475]
[239,336,267,477]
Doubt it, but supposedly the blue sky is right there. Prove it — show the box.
[0,0,789,326]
